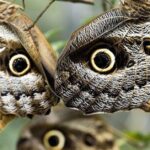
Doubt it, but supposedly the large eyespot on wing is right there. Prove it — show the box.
[55,6,150,114]
[9,54,31,76]
[90,48,115,73]
[43,130,65,150]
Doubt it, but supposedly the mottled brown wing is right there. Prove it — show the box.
[0,0,58,122]
[2,1,57,89]
[17,106,119,150]
[55,0,150,114]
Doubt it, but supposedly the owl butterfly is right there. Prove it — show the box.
[17,106,119,150]
[55,0,150,114]
[0,0,59,128]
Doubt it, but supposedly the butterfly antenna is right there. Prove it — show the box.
[26,0,55,30]
[22,0,25,10]
[69,0,94,4]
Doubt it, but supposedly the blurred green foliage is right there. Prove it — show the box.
[119,131,150,150]
[0,118,29,150]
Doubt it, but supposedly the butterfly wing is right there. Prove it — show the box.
[0,0,58,88]
[17,107,119,150]
[55,5,150,114]
[0,1,58,120]
[6,12,58,98]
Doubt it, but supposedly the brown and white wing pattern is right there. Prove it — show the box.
[0,0,58,120]
[55,0,150,114]
[17,108,119,150]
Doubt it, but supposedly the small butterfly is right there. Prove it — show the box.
[55,0,150,114]
[17,106,119,150]
[0,0,59,128]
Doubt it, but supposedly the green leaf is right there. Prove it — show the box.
[126,132,150,144]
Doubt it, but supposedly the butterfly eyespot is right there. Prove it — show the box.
[9,54,31,76]
[90,48,115,73]
[43,130,65,150]
[143,38,150,55]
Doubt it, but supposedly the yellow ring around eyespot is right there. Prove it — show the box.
[90,48,115,73]
[9,54,30,76]
[43,130,65,150]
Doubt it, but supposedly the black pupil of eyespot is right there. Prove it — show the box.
[94,52,111,69]
[48,135,59,147]
[13,58,28,72]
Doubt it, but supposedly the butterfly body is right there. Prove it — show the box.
[55,1,150,114]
